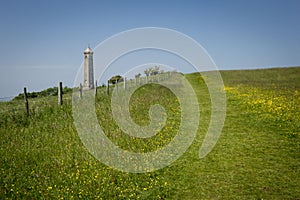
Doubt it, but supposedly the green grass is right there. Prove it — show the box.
[0,67,299,199]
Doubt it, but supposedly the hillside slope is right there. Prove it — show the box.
[0,67,299,199]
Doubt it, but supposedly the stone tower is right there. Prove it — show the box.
[83,46,94,89]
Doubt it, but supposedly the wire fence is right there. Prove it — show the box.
[0,96,74,115]
[0,72,175,116]
[107,72,173,94]
[0,82,69,116]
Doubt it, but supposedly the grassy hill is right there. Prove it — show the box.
[0,67,299,199]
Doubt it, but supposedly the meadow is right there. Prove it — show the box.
[0,67,299,199]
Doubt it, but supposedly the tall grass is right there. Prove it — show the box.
[0,67,299,199]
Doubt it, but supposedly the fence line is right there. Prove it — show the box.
[0,82,68,116]
[106,72,174,94]
[0,71,175,116]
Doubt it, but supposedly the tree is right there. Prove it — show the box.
[109,75,123,84]
[144,69,151,77]
[135,73,141,79]
[150,66,160,75]
[144,66,160,76]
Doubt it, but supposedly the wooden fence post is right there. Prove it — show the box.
[107,80,109,95]
[24,87,29,116]
[58,81,63,105]
[124,77,126,90]
[116,80,118,93]
[79,83,83,99]
[95,80,97,96]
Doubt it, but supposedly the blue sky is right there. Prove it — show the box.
[0,0,299,98]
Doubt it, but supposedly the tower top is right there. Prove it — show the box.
[84,46,93,54]
[83,46,94,89]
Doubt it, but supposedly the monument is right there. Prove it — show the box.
[83,46,94,89]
